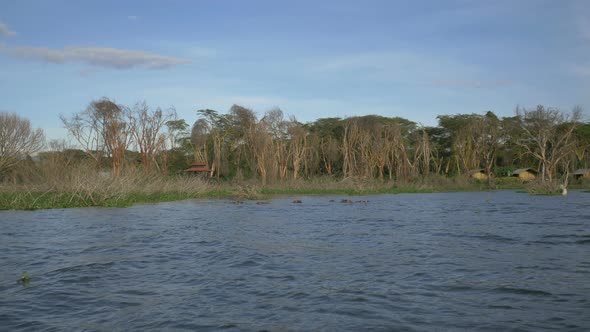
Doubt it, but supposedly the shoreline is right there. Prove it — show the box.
[0,182,568,211]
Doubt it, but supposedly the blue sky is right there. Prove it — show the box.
[0,0,589,140]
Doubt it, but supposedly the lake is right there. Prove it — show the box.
[1,191,589,331]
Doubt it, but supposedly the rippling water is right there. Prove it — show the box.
[1,191,589,331]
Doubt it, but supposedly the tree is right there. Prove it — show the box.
[288,118,307,179]
[0,112,45,176]
[478,111,501,184]
[166,119,190,150]
[128,102,176,173]
[516,105,581,183]
[193,109,230,178]
[61,97,133,176]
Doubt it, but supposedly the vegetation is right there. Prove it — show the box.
[17,272,31,284]
[1,99,589,209]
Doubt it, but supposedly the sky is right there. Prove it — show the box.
[0,0,589,141]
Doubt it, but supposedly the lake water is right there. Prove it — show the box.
[0,191,589,331]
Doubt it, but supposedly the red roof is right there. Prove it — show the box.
[185,162,210,173]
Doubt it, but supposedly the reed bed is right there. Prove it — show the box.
[3,164,586,210]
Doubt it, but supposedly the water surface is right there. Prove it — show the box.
[1,191,589,331]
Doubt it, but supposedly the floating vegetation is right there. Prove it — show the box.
[17,272,31,284]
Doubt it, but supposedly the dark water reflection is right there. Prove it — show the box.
[1,191,589,331]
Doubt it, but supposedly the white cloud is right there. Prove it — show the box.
[1,45,190,69]
[127,15,138,21]
[0,21,16,37]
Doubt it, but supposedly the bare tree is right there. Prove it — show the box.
[247,119,273,185]
[0,112,45,176]
[516,105,582,182]
[128,101,176,173]
[478,112,501,184]
[413,127,433,177]
[342,119,360,177]
[228,105,257,179]
[191,118,210,165]
[61,98,133,176]
[319,135,339,176]
[194,109,231,178]
[262,108,288,182]
[288,118,306,180]
[61,103,105,167]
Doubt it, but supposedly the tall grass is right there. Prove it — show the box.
[259,175,489,196]
[6,159,580,210]
[0,163,209,210]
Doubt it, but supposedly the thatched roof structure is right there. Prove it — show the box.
[573,169,590,179]
[512,168,537,175]
[511,168,537,181]
[468,169,488,180]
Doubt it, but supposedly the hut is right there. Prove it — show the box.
[511,168,537,181]
[573,169,590,181]
[468,169,488,180]
[185,162,211,176]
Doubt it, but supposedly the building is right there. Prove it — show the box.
[185,162,211,175]
[511,168,537,181]
[573,169,590,181]
[468,169,488,180]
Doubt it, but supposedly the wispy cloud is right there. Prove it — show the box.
[1,45,190,69]
[305,51,510,89]
[127,15,138,21]
[431,79,513,89]
[570,1,590,77]
[140,85,406,122]
[575,0,590,42]
[0,21,16,37]
[310,51,479,76]
[570,64,590,77]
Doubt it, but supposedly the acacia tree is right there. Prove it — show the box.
[247,118,273,185]
[413,127,433,177]
[193,109,230,178]
[166,118,192,163]
[342,119,360,177]
[62,98,132,176]
[0,112,45,177]
[98,99,132,176]
[516,105,581,183]
[319,135,339,176]
[478,112,501,184]
[262,108,289,182]
[288,118,307,179]
[61,102,106,168]
[228,105,257,179]
[191,118,210,165]
[128,102,176,174]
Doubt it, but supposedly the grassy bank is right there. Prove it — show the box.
[2,168,588,210]
[0,173,542,210]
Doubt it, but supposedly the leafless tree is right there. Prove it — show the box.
[288,118,306,179]
[516,105,582,182]
[0,112,45,176]
[61,98,133,176]
[128,101,176,173]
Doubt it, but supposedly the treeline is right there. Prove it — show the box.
[185,105,588,185]
[1,98,588,186]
